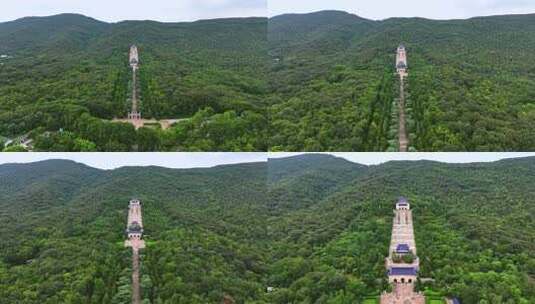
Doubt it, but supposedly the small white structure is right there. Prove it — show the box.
[395,44,409,80]
[125,199,145,248]
[396,44,407,73]
[396,196,410,210]
[129,45,139,68]
[128,111,142,120]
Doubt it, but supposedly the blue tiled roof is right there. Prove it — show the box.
[397,197,408,204]
[396,244,410,253]
[389,267,417,276]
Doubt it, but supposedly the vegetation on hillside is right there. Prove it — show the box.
[268,11,535,151]
[0,160,268,303]
[267,155,535,303]
[1,155,534,302]
[0,14,268,151]
[3,11,534,151]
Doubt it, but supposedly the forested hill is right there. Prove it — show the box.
[1,156,534,302]
[0,14,268,151]
[0,14,109,53]
[0,159,268,303]
[268,154,367,211]
[269,11,375,56]
[269,11,535,151]
[267,154,535,303]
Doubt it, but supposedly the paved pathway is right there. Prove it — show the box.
[131,247,141,304]
[398,76,409,152]
[125,200,145,304]
[381,200,425,304]
[381,283,425,304]
[115,45,187,130]
[113,118,189,130]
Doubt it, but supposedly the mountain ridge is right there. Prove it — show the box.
[1,13,267,26]
[269,9,535,22]
[2,154,533,172]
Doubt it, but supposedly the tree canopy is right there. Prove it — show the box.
[268,11,535,151]
[0,14,268,151]
[1,155,534,302]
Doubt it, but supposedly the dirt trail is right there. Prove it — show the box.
[398,77,409,152]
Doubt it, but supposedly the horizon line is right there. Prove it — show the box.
[268,152,535,166]
[1,153,534,170]
[267,9,535,22]
[3,9,535,24]
[0,12,268,24]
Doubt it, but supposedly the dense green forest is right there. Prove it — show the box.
[4,11,535,151]
[1,155,534,303]
[0,160,269,303]
[0,14,267,151]
[268,11,535,151]
[266,155,535,303]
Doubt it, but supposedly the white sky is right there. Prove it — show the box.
[269,0,535,20]
[0,153,267,170]
[0,0,267,23]
[269,152,535,165]
[1,153,534,169]
[3,1,532,23]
